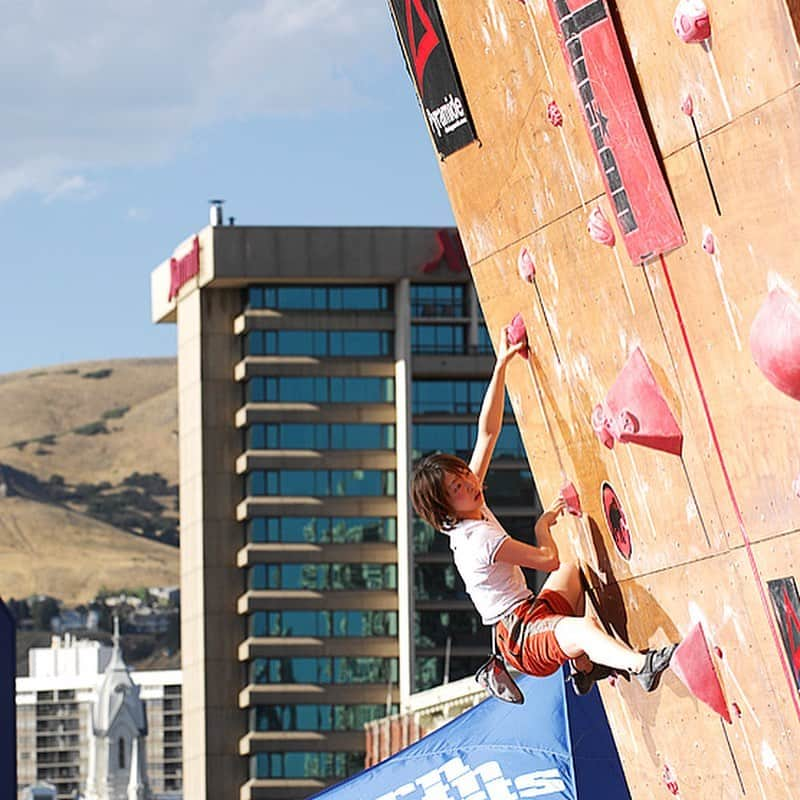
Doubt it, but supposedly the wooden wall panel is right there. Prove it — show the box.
[436,1,603,264]
[472,209,728,577]
[649,87,800,543]
[594,550,800,799]
[615,0,800,158]
[417,0,800,796]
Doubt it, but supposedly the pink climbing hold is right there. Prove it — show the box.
[673,0,711,44]
[680,94,694,116]
[671,622,732,724]
[507,313,529,359]
[702,227,715,254]
[546,100,563,127]
[591,404,615,450]
[592,348,683,456]
[587,207,616,247]
[662,764,680,796]
[517,247,536,283]
[793,474,800,498]
[750,288,800,401]
[560,481,582,517]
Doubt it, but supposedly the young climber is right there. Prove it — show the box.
[410,324,677,694]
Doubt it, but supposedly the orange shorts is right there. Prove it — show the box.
[495,590,574,677]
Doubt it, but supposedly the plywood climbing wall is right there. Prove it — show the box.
[397,0,800,796]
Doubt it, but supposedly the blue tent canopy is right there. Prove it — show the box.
[310,668,629,800]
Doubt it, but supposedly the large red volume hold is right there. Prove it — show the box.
[750,288,800,402]
[671,622,732,724]
[593,348,683,456]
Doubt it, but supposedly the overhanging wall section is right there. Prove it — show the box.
[412,0,800,796]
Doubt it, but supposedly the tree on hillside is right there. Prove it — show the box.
[30,597,59,630]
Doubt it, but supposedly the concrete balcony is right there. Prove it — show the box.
[238,636,399,661]
[237,496,397,521]
[237,589,399,614]
[234,355,395,380]
[239,730,365,755]
[235,449,396,473]
[236,543,398,567]
[240,777,335,800]
[239,682,400,707]
[234,309,394,334]
[236,403,396,427]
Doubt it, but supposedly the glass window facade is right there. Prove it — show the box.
[247,517,396,544]
[414,563,465,601]
[412,423,524,460]
[245,330,392,357]
[248,285,392,311]
[477,323,494,354]
[410,284,466,317]
[413,380,510,414]
[246,376,394,404]
[247,423,395,450]
[248,563,397,591]
[411,324,467,355]
[484,469,537,506]
[250,657,398,684]
[251,751,364,779]
[250,704,397,732]
[249,610,398,637]
[246,469,396,497]
[415,610,488,649]
[415,656,488,692]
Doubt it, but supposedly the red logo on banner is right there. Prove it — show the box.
[405,0,440,87]
[545,0,684,263]
[168,236,200,301]
[421,229,467,273]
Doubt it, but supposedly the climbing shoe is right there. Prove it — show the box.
[568,662,623,696]
[475,654,524,704]
[636,644,678,692]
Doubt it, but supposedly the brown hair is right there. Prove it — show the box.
[410,453,472,531]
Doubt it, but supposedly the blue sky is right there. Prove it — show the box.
[0,1,455,375]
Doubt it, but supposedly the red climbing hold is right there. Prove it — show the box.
[680,94,694,116]
[546,100,563,127]
[673,0,711,43]
[517,247,536,283]
[560,481,582,516]
[662,764,680,796]
[671,622,732,724]
[701,227,716,255]
[592,348,683,456]
[750,288,800,402]
[507,313,529,359]
[587,207,616,247]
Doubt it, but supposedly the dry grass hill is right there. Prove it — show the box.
[0,358,180,605]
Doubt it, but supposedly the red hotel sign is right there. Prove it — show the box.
[168,236,200,301]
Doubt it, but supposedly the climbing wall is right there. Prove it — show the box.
[392,0,800,796]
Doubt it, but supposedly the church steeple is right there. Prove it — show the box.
[84,616,150,800]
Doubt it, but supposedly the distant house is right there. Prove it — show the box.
[129,607,176,635]
[149,587,179,606]
[50,609,86,633]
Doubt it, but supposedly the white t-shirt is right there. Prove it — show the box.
[446,505,533,625]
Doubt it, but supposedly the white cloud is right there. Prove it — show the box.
[0,0,393,201]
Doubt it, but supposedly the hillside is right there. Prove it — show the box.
[0,359,180,604]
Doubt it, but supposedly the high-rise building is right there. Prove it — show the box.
[150,223,539,799]
[16,635,182,799]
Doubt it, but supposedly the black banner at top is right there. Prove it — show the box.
[388,0,477,158]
